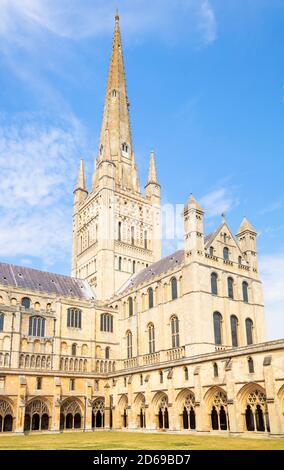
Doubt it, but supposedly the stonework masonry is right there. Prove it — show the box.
[0,15,283,437]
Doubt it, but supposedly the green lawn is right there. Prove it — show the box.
[0,431,283,450]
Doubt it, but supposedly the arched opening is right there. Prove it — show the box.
[157,395,169,430]
[207,389,228,431]
[213,312,223,345]
[0,400,13,432]
[24,400,50,432]
[60,399,82,431]
[242,388,269,433]
[180,393,196,430]
[211,273,218,295]
[92,399,105,429]
[171,277,178,300]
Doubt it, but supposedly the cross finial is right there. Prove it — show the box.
[115,9,119,22]
[221,212,226,223]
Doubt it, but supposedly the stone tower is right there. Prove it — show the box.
[71,14,161,301]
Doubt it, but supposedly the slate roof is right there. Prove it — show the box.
[118,249,185,294]
[0,262,95,300]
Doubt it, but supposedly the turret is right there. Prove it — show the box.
[144,150,160,201]
[184,194,204,254]
[236,217,258,272]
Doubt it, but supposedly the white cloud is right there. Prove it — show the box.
[0,113,90,269]
[0,0,217,44]
[259,253,284,340]
[200,188,238,218]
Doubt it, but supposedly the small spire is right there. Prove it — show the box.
[237,216,257,235]
[184,193,204,213]
[115,9,119,23]
[146,150,158,184]
[221,212,226,224]
[75,159,86,190]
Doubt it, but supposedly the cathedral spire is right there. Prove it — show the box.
[97,14,133,165]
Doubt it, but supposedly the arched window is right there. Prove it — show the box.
[213,362,218,377]
[211,273,218,295]
[213,312,222,345]
[28,317,45,337]
[223,247,229,261]
[71,344,77,356]
[126,331,132,359]
[132,260,136,274]
[118,221,122,241]
[245,318,254,345]
[67,309,82,328]
[21,297,31,309]
[171,277,178,300]
[128,297,133,317]
[184,367,189,381]
[112,89,117,97]
[118,257,122,271]
[171,316,179,348]
[210,246,214,256]
[230,315,238,347]
[228,277,234,299]
[159,371,163,384]
[122,142,128,153]
[144,230,148,249]
[242,281,249,303]
[105,347,110,360]
[148,323,155,354]
[100,314,113,333]
[148,287,154,309]
[238,256,242,266]
[0,314,4,332]
[248,357,254,373]
[131,226,135,245]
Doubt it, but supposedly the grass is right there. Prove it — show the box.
[0,431,283,450]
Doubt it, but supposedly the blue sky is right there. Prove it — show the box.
[0,0,283,339]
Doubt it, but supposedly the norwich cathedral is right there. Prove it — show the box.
[0,15,283,437]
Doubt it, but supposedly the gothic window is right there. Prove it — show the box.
[71,344,77,357]
[118,221,122,241]
[213,312,222,345]
[36,377,42,390]
[210,246,214,256]
[0,314,4,332]
[171,277,178,300]
[67,308,82,328]
[158,396,169,429]
[211,272,218,295]
[171,315,180,348]
[128,297,133,317]
[184,367,189,381]
[183,395,196,430]
[112,89,117,97]
[131,226,135,245]
[132,260,136,274]
[122,142,128,153]
[118,256,122,271]
[21,297,31,309]
[159,371,163,383]
[60,399,81,430]
[245,390,269,432]
[126,331,132,359]
[0,399,13,432]
[28,316,45,337]
[148,287,154,309]
[100,314,113,333]
[228,277,234,299]
[210,391,228,431]
[242,281,249,303]
[144,230,148,249]
[105,347,110,360]
[213,362,218,377]
[92,399,105,429]
[245,318,254,345]
[238,256,242,266]
[70,379,75,391]
[223,247,229,261]
[148,323,155,354]
[248,357,254,373]
[140,374,143,385]
[24,400,49,432]
[230,315,238,347]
